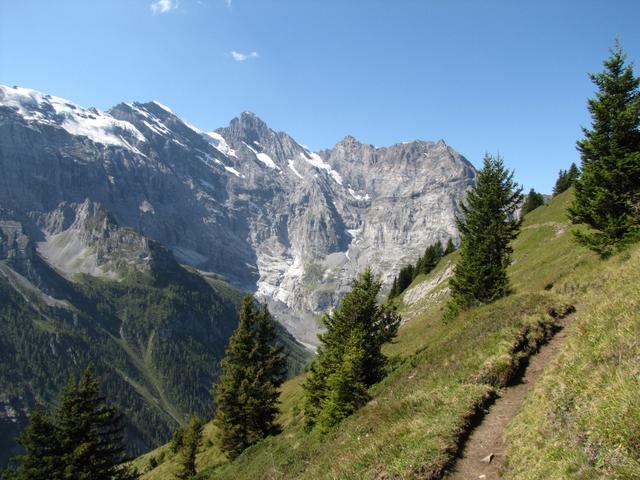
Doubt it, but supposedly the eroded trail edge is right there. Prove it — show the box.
[445,310,576,480]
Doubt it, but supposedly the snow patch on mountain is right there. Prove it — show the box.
[243,141,279,169]
[0,85,145,153]
[151,100,176,115]
[301,151,343,185]
[205,131,237,158]
[288,160,304,179]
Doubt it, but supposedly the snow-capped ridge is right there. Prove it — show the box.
[205,131,238,158]
[0,84,146,153]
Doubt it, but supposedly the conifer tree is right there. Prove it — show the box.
[388,277,399,300]
[303,269,400,431]
[314,334,369,433]
[522,188,545,215]
[213,296,286,459]
[13,409,65,480]
[447,154,522,316]
[569,41,640,255]
[444,238,456,255]
[9,368,138,480]
[395,264,414,292]
[175,416,203,480]
[420,241,444,275]
[552,163,579,196]
[56,368,138,480]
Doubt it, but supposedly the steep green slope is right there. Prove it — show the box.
[0,255,310,466]
[503,246,640,478]
[133,189,634,479]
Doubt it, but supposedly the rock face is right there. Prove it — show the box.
[0,84,475,345]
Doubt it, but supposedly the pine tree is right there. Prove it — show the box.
[553,163,580,196]
[213,296,286,459]
[13,409,65,480]
[8,369,137,480]
[303,269,400,431]
[569,41,640,255]
[422,241,444,275]
[522,188,545,215]
[447,153,523,315]
[444,238,456,255]
[175,416,203,480]
[388,276,399,300]
[314,334,369,434]
[56,368,138,480]
[395,264,414,292]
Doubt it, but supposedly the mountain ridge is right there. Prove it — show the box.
[1,82,475,345]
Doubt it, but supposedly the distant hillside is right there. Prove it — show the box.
[133,189,638,479]
[0,210,310,466]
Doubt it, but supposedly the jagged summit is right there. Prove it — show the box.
[221,110,273,145]
[0,83,476,345]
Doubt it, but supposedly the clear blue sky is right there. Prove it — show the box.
[1,0,638,192]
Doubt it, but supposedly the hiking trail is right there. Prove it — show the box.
[445,311,576,480]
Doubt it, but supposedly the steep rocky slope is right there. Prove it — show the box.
[0,84,475,345]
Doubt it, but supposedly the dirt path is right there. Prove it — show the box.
[445,314,574,480]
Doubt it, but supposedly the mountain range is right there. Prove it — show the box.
[0,84,474,460]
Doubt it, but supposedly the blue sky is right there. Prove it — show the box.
[1,0,638,192]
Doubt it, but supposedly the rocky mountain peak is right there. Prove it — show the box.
[224,111,272,144]
[0,83,477,345]
[333,135,365,151]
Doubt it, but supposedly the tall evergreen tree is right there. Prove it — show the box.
[522,188,545,215]
[552,163,580,196]
[444,238,456,255]
[56,368,138,480]
[9,368,137,480]
[569,41,640,255]
[13,409,65,480]
[303,269,400,431]
[175,416,203,480]
[388,277,399,300]
[447,154,522,316]
[314,334,369,433]
[213,296,286,460]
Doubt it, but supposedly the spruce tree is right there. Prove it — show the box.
[213,296,286,459]
[569,41,640,255]
[395,264,414,293]
[522,188,545,215]
[8,369,136,480]
[444,238,456,255]
[447,153,522,315]
[175,416,203,480]
[314,334,369,433]
[388,277,399,300]
[14,409,65,480]
[303,269,400,431]
[56,368,138,480]
[552,163,579,196]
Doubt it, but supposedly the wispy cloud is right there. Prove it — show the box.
[231,51,259,62]
[151,0,178,14]
[224,0,232,7]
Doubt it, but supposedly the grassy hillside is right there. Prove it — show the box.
[0,256,310,467]
[135,189,637,479]
[503,242,640,478]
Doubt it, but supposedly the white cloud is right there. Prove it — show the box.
[231,51,259,62]
[224,0,232,7]
[151,0,178,14]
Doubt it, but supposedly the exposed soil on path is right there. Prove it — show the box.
[445,313,575,480]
